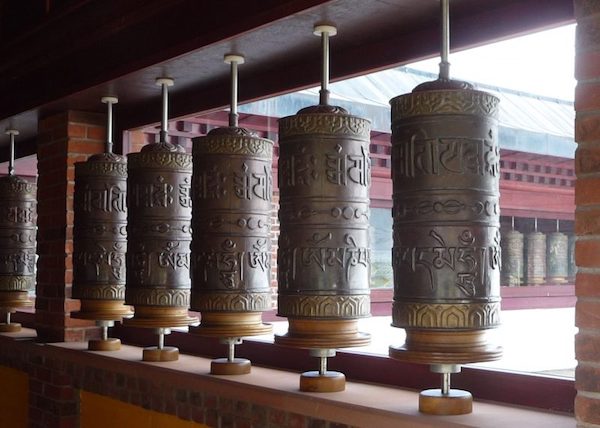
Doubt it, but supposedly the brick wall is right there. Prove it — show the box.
[575,1,600,426]
[36,111,106,342]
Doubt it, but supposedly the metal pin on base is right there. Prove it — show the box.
[0,311,21,333]
[210,337,251,375]
[419,364,473,415]
[142,328,179,362]
[299,349,345,393]
[88,320,121,351]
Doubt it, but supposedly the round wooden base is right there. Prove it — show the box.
[210,358,251,375]
[88,338,121,352]
[123,306,197,329]
[0,323,21,333]
[72,299,132,321]
[190,312,272,338]
[419,389,473,415]
[275,319,370,349]
[299,371,345,393]
[142,346,179,362]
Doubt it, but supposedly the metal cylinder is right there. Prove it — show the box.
[72,153,132,320]
[526,231,546,285]
[501,229,524,287]
[190,127,273,337]
[124,141,197,328]
[546,231,568,284]
[389,79,502,365]
[276,105,372,349]
[0,175,36,309]
[568,234,576,281]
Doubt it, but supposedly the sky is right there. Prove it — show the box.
[407,24,576,101]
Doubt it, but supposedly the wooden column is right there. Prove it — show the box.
[35,111,106,342]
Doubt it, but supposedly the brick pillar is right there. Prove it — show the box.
[36,111,106,342]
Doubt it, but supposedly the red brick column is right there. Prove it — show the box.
[36,111,106,342]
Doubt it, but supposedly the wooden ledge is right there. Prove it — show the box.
[30,341,574,428]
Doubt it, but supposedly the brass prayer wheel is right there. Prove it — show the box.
[124,79,197,343]
[190,126,273,337]
[388,79,502,365]
[0,130,36,332]
[72,152,131,320]
[546,231,568,284]
[526,231,546,285]
[501,229,524,286]
[276,104,372,349]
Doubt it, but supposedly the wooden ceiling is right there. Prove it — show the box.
[0,0,574,161]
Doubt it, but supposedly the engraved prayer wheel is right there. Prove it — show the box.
[526,231,546,285]
[568,234,576,281]
[501,229,524,287]
[123,140,197,329]
[190,126,273,337]
[72,153,131,321]
[276,104,372,350]
[546,231,568,284]
[389,79,502,366]
[0,175,36,312]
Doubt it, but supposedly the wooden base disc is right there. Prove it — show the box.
[0,323,21,333]
[190,312,272,338]
[72,299,133,321]
[88,338,121,352]
[142,346,179,362]
[419,389,473,415]
[275,319,370,349]
[210,358,251,375]
[299,371,345,393]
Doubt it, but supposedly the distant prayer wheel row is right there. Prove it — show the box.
[501,229,573,286]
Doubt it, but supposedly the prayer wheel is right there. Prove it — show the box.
[190,54,273,375]
[72,97,131,351]
[568,234,576,281]
[501,229,524,287]
[124,78,197,361]
[546,231,568,284]
[388,0,501,414]
[275,24,371,393]
[0,130,35,332]
[526,231,546,285]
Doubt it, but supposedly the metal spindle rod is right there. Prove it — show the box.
[155,78,174,142]
[441,372,451,395]
[101,97,118,154]
[6,130,18,176]
[511,216,515,230]
[158,332,165,350]
[534,217,538,232]
[101,325,108,341]
[5,312,10,325]
[224,55,245,128]
[439,0,451,80]
[314,24,337,106]
[228,340,235,363]
[557,218,560,233]
[319,356,328,375]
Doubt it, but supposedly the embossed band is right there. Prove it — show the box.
[392,301,501,329]
[191,292,272,312]
[194,135,273,158]
[0,176,36,196]
[125,288,190,307]
[72,284,125,300]
[75,160,127,177]
[278,294,370,318]
[128,151,192,170]
[279,113,371,140]
[391,90,500,120]
[0,275,34,291]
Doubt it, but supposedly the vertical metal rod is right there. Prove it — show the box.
[160,82,168,142]
[101,325,108,341]
[319,356,327,375]
[229,61,239,127]
[320,31,330,105]
[228,340,235,363]
[511,216,515,230]
[6,312,10,325]
[158,332,164,350]
[534,217,538,232]
[106,102,114,154]
[439,0,451,80]
[556,218,560,233]
[7,131,16,176]
[441,372,451,395]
